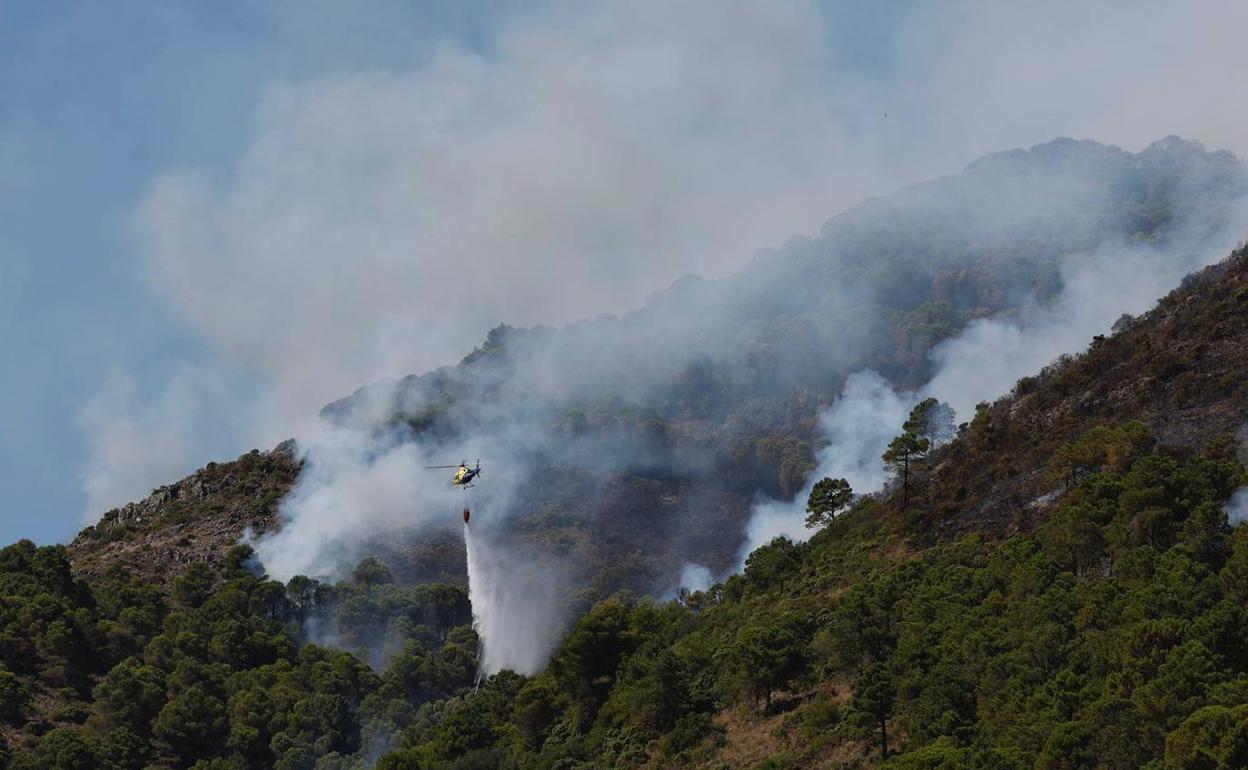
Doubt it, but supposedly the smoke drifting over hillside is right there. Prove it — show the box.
[743,371,908,556]
[241,133,1248,676]
[88,2,1248,673]
[741,183,1248,556]
[1228,488,1248,528]
[89,1,1248,521]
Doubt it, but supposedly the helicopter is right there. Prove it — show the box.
[427,459,483,489]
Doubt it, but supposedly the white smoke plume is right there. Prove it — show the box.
[249,378,575,670]
[252,426,446,582]
[76,1,1248,676]
[738,218,1248,559]
[741,371,909,560]
[129,2,883,450]
[677,562,714,595]
[924,243,1233,421]
[1227,488,1248,528]
[252,409,527,584]
[91,0,1248,522]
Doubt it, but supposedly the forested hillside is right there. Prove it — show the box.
[5,244,1248,768]
[357,247,1248,769]
[71,136,1248,599]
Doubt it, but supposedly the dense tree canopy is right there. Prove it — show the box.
[3,420,1247,768]
[354,426,1244,768]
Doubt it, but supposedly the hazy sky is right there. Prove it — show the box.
[3,1,1247,544]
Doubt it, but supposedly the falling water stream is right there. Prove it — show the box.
[463,520,489,686]
[462,516,563,680]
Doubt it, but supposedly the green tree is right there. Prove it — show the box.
[1164,704,1248,769]
[92,656,167,734]
[512,676,566,751]
[9,728,101,770]
[152,683,229,766]
[805,477,853,529]
[0,667,30,721]
[851,662,896,759]
[429,699,495,761]
[351,557,394,587]
[743,537,801,591]
[99,727,149,770]
[883,432,928,507]
[879,399,955,507]
[968,401,993,446]
[732,614,807,711]
[1036,721,1096,770]
[286,575,324,619]
[190,756,249,770]
[1037,504,1105,575]
[549,596,636,723]
[172,563,216,608]
[905,397,956,446]
[221,544,260,580]
[600,648,691,733]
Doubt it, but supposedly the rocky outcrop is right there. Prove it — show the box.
[69,443,301,585]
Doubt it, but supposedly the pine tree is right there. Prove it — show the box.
[805,477,854,529]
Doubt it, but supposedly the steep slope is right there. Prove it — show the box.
[327,136,1247,497]
[363,247,1248,769]
[306,137,1247,582]
[15,190,1248,770]
[70,136,1248,595]
[920,245,1248,539]
[69,443,300,584]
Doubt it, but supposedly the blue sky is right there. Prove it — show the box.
[2,1,1245,545]
[1,1,504,542]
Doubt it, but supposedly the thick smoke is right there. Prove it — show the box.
[251,377,582,669]
[91,1,1248,520]
[252,427,451,582]
[128,2,883,452]
[86,0,1248,681]
[252,387,532,584]
[738,183,1248,557]
[212,132,1247,691]
[245,133,1248,673]
[924,243,1235,421]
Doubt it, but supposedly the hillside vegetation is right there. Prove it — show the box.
[71,445,300,586]
[355,248,1248,768]
[71,136,1248,597]
[6,246,1248,768]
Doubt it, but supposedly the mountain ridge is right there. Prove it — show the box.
[14,137,1248,769]
[22,232,1248,770]
[69,135,1248,598]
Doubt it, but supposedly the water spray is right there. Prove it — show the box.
[462,509,486,687]
[461,504,571,678]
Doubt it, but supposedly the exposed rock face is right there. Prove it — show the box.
[69,443,301,585]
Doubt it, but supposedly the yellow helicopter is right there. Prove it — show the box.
[426,459,483,489]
